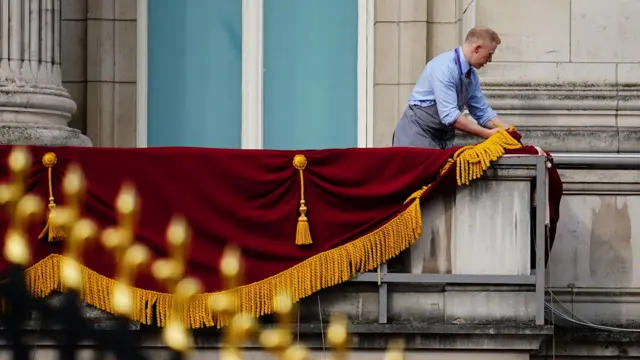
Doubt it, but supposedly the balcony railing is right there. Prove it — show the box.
[350,155,550,325]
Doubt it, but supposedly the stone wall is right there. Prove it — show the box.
[61,0,88,134]
[372,0,428,146]
[62,0,640,152]
[373,0,640,153]
[477,0,640,152]
[367,0,640,332]
[61,0,138,147]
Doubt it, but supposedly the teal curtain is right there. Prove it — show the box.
[263,0,359,150]
[147,0,242,148]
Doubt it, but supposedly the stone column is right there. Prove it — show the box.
[0,0,91,146]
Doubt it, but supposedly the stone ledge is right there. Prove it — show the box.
[455,127,640,153]
[559,169,640,195]
[0,124,92,146]
[534,328,640,358]
[482,84,623,111]
[35,284,539,333]
[480,84,640,131]
[546,287,640,329]
[296,284,536,325]
[9,323,551,351]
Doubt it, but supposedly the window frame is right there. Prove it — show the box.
[136,0,374,149]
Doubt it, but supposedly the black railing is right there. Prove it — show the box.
[0,264,167,360]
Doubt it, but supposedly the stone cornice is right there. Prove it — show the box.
[454,83,640,152]
[455,127,640,153]
[557,169,640,195]
[482,83,640,111]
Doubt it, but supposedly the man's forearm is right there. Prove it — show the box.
[453,114,494,138]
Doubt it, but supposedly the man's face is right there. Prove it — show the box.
[470,41,497,69]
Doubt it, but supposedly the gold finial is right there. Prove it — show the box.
[100,182,152,318]
[259,327,292,355]
[211,244,260,360]
[101,227,128,254]
[8,146,31,175]
[113,244,151,316]
[152,215,191,293]
[50,163,87,231]
[292,154,307,170]
[282,345,311,360]
[102,183,140,260]
[384,338,406,360]
[259,291,295,355]
[14,195,45,234]
[51,162,94,291]
[274,291,294,317]
[168,216,189,256]
[2,147,43,266]
[61,218,98,291]
[220,312,258,360]
[62,163,86,203]
[0,183,15,207]
[1,147,32,209]
[327,313,350,360]
[163,277,202,353]
[210,244,244,322]
[115,182,139,235]
[150,215,199,353]
[4,195,43,265]
[42,152,57,167]
[220,244,242,287]
[228,312,258,342]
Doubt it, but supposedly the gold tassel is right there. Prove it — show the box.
[292,154,312,246]
[453,128,522,186]
[38,152,66,242]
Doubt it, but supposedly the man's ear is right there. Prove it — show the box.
[474,44,482,53]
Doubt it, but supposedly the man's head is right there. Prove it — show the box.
[462,26,501,69]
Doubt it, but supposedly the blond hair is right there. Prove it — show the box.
[465,26,501,45]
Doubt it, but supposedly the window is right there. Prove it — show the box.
[138,0,373,149]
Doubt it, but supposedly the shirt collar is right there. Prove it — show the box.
[456,47,471,76]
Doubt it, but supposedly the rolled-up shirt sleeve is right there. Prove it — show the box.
[467,76,497,126]
[428,66,461,126]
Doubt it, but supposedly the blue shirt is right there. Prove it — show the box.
[407,47,497,127]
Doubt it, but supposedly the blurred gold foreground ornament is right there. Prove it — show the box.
[0,147,406,359]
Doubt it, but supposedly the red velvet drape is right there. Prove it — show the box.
[0,136,563,326]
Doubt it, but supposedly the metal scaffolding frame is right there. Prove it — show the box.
[349,155,549,326]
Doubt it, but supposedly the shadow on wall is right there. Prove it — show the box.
[548,196,636,326]
[589,198,632,285]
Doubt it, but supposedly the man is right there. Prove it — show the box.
[393,26,511,149]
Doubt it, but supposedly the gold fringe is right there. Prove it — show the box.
[38,152,66,242]
[22,130,520,329]
[25,193,423,329]
[292,154,312,246]
[453,128,522,186]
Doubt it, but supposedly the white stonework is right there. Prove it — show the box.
[409,173,532,277]
[0,0,91,146]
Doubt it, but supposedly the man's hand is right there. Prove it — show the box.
[487,117,511,130]
[453,114,496,139]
